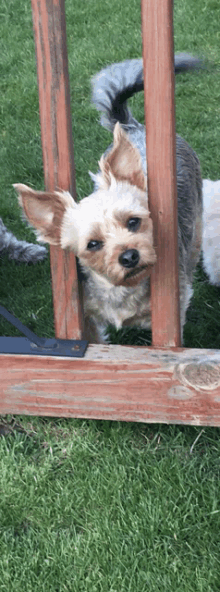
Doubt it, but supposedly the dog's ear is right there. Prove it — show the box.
[99,123,147,192]
[13,184,77,248]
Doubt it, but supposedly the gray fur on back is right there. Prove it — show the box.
[91,58,203,333]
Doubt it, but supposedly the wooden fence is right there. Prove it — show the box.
[1,0,220,426]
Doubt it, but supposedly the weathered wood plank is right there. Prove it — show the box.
[1,345,220,425]
[31,0,83,339]
[141,0,181,347]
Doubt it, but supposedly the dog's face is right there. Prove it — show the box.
[14,124,156,287]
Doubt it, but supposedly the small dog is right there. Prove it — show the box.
[14,57,203,343]
[0,217,47,263]
[202,179,220,286]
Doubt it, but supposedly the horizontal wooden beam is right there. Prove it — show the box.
[1,345,220,425]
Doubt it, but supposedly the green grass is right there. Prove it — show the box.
[0,419,220,591]
[1,0,220,590]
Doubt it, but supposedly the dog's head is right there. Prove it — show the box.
[14,124,156,287]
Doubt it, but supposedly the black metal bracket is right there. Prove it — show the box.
[0,306,88,357]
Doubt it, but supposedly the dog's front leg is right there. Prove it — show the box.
[84,316,108,344]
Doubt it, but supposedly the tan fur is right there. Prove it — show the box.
[99,123,147,192]
[13,183,75,246]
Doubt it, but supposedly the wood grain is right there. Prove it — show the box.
[141,0,181,347]
[1,345,220,425]
[31,0,83,339]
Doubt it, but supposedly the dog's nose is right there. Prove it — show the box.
[119,249,140,269]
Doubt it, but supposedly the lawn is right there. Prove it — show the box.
[0,0,220,590]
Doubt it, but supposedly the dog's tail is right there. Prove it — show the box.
[0,218,47,263]
[92,54,202,131]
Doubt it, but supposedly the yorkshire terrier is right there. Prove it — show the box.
[14,56,203,343]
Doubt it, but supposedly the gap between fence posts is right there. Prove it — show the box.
[31,0,180,347]
[141,0,181,347]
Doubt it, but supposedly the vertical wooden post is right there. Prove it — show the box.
[31,0,83,340]
[141,0,181,347]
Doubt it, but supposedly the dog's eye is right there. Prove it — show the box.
[127,217,141,232]
[87,240,103,251]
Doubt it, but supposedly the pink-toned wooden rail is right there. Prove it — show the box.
[142,0,181,347]
[31,0,83,340]
[1,0,220,426]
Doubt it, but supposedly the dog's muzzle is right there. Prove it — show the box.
[119,249,140,269]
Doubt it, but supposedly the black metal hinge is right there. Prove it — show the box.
[0,306,88,357]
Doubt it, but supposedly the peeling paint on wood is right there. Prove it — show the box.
[1,345,220,425]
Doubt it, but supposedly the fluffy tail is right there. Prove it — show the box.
[0,218,47,263]
[92,54,202,131]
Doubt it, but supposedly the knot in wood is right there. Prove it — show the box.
[175,361,220,392]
